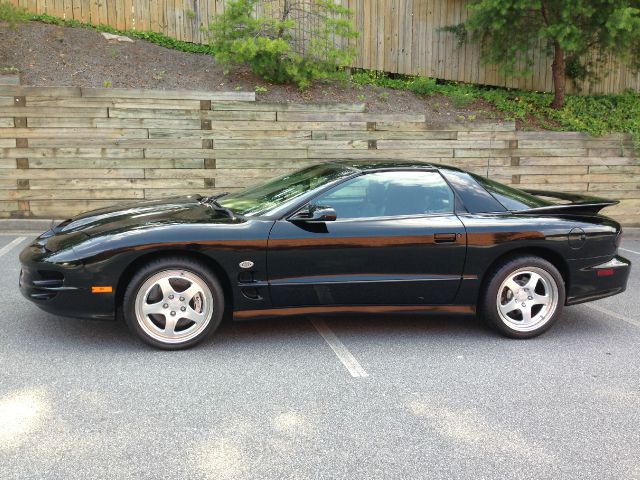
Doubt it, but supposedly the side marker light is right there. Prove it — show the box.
[92,286,113,293]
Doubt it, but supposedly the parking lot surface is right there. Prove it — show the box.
[1,233,639,480]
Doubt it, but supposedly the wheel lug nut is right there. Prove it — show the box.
[168,294,174,299]
[180,306,186,312]
[170,311,176,316]
[163,303,168,308]
[528,296,533,300]
[180,297,185,301]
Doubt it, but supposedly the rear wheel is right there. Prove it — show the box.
[123,257,224,349]
[481,256,565,339]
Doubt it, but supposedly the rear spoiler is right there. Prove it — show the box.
[516,189,619,215]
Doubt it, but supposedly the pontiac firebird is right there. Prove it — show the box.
[19,162,631,349]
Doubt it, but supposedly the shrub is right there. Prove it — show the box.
[0,1,29,28]
[204,0,358,89]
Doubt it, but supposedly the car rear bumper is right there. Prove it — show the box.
[19,243,116,320]
[566,255,631,306]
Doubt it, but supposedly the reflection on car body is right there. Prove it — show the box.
[20,161,631,349]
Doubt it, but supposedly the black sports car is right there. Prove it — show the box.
[20,161,631,349]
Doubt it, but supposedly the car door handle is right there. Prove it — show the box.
[434,233,458,243]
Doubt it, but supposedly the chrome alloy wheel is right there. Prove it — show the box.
[496,267,559,332]
[134,269,214,344]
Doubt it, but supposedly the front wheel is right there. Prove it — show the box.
[123,257,225,349]
[481,256,565,339]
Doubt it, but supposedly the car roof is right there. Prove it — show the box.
[327,160,463,173]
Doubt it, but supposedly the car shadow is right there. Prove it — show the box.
[22,303,617,352]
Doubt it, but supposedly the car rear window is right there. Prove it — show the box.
[471,174,552,210]
[440,170,506,213]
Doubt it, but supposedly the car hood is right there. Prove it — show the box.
[38,195,238,252]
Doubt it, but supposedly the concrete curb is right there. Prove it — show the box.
[1,219,639,239]
[0,219,61,232]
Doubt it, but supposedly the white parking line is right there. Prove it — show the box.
[0,237,26,258]
[620,247,640,256]
[311,319,369,378]
[585,303,640,329]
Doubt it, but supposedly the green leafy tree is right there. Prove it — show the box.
[445,1,640,108]
[205,0,358,89]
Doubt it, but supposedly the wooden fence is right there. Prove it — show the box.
[0,83,638,224]
[8,0,640,95]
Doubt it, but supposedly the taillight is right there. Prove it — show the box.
[597,268,614,277]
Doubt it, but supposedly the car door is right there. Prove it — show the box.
[266,170,467,307]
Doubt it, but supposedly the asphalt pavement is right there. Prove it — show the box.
[0,233,638,480]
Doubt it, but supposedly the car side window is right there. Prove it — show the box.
[313,171,455,220]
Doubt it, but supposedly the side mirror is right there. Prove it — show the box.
[290,205,337,223]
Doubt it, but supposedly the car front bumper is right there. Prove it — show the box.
[19,242,116,320]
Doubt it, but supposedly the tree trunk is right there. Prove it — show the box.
[551,41,565,109]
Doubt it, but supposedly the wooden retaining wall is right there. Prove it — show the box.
[0,84,638,225]
[9,0,640,95]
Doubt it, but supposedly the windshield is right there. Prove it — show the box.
[472,174,552,210]
[218,164,353,216]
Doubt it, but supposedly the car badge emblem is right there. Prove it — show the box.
[239,260,254,269]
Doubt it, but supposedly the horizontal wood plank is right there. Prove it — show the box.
[29,178,206,189]
[2,168,146,179]
[0,86,82,97]
[28,158,204,169]
[26,97,202,109]
[0,128,148,139]
[81,88,255,101]
[1,148,144,159]
[278,112,427,122]
[212,102,367,112]
[0,189,146,200]
[26,117,202,129]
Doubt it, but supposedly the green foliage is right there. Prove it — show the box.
[351,71,438,96]
[0,1,30,28]
[204,0,358,89]
[445,1,640,106]
[352,71,640,146]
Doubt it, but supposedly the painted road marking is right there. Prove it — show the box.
[0,237,26,259]
[585,303,640,329]
[311,319,369,378]
[620,247,640,256]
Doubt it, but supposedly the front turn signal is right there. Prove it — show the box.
[91,286,113,293]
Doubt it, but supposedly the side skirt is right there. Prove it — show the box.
[233,304,476,320]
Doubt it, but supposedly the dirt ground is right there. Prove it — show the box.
[0,21,502,121]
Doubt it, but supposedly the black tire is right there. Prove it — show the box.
[480,256,565,339]
[123,257,225,350]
